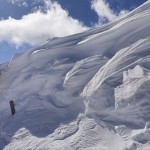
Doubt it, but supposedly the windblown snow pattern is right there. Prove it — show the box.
[0,1,150,150]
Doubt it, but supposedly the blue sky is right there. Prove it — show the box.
[0,0,147,63]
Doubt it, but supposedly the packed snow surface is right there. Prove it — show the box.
[0,1,150,150]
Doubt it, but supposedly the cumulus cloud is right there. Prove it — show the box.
[91,0,128,24]
[0,0,88,46]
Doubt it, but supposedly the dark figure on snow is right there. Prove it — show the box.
[9,100,16,116]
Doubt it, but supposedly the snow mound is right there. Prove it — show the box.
[115,65,150,105]
[64,55,108,94]
[82,39,150,97]
[0,1,150,149]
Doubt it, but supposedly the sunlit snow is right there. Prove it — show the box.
[0,1,150,149]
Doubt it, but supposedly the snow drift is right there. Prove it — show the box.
[0,1,150,149]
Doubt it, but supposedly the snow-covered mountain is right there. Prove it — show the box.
[0,1,150,149]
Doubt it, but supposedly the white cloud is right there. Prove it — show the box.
[91,0,128,24]
[91,0,116,22]
[0,1,88,46]
[8,0,27,6]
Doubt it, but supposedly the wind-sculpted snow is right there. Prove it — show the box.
[0,1,150,150]
[82,39,150,96]
[64,55,108,95]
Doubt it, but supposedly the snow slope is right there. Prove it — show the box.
[0,1,150,149]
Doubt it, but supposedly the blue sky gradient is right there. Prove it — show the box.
[54,0,99,26]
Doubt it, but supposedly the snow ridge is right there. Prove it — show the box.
[0,1,150,149]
